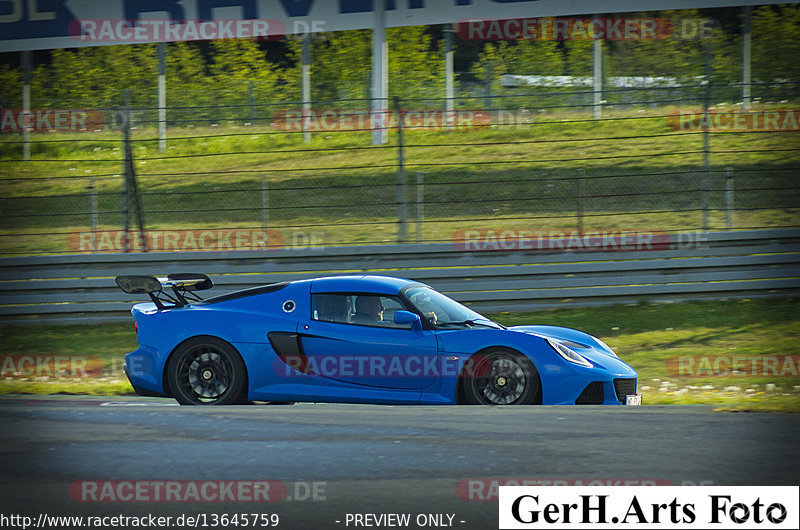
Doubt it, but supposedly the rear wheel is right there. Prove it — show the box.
[167,337,247,405]
[460,350,540,405]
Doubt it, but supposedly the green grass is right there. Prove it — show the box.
[1,298,798,411]
[1,104,798,254]
[0,323,138,395]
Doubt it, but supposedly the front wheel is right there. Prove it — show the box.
[460,350,540,405]
[167,337,247,405]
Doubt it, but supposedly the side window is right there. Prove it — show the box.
[377,297,407,326]
[312,294,411,329]
[313,294,349,323]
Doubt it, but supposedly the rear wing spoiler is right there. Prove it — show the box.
[115,273,213,310]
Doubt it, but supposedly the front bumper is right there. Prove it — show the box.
[575,378,638,405]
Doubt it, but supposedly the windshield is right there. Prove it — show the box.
[405,287,501,328]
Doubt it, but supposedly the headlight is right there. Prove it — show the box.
[591,335,618,357]
[546,338,593,368]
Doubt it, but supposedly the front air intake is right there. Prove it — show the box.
[575,381,604,404]
[613,378,637,404]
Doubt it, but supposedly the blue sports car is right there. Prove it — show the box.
[116,274,640,406]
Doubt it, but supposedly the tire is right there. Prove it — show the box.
[460,349,540,405]
[167,337,248,405]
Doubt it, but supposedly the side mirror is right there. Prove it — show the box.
[394,310,423,331]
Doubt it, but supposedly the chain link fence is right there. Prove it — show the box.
[1,39,798,255]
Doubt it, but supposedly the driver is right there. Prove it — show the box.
[412,294,439,325]
[351,296,384,324]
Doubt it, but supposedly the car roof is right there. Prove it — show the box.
[309,275,424,295]
[196,275,427,307]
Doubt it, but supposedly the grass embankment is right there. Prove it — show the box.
[1,298,798,412]
[1,104,798,254]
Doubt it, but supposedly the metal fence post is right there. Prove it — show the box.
[415,172,424,243]
[301,34,312,143]
[444,24,455,130]
[157,42,166,153]
[261,175,269,230]
[395,96,407,243]
[121,91,131,252]
[592,32,603,120]
[576,169,585,232]
[485,63,493,110]
[371,4,388,145]
[725,167,734,230]
[121,89,147,253]
[701,39,713,232]
[742,6,752,110]
[248,80,255,124]
[89,178,98,233]
[21,50,31,161]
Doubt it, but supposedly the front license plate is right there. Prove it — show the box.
[625,394,642,406]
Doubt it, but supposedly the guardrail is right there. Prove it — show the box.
[1,229,798,324]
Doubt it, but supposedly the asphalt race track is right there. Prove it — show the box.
[1,396,798,529]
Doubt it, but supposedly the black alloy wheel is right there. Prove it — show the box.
[461,350,540,405]
[167,337,247,405]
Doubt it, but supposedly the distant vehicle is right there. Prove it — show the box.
[500,74,686,88]
[116,274,640,406]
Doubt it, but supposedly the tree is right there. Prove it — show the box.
[286,27,443,106]
[469,39,568,108]
[751,4,800,82]
[164,41,207,125]
[387,26,442,103]
[43,45,157,107]
[0,64,21,108]
[205,38,284,121]
[511,39,566,76]
[307,29,372,103]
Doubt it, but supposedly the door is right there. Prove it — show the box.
[299,293,439,389]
